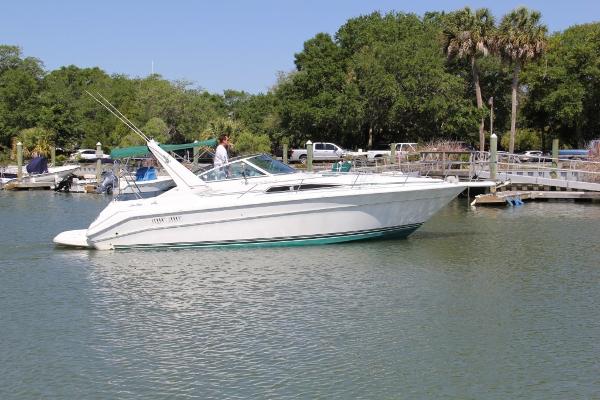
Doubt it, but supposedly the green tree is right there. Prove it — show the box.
[142,117,169,143]
[500,128,541,151]
[277,32,347,146]
[0,46,44,146]
[234,131,271,154]
[15,127,55,157]
[442,7,495,151]
[39,66,113,149]
[523,23,600,148]
[277,12,480,150]
[497,7,547,153]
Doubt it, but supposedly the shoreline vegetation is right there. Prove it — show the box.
[1,7,599,165]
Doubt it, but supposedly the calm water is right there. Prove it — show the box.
[1,191,599,399]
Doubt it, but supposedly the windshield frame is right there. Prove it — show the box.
[197,154,297,182]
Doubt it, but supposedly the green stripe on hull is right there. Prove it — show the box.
[114,224,422,250]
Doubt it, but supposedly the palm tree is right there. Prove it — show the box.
[497,7,547,153]
[443,7,495,152]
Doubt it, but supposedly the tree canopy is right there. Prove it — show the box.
[1,8,599,158]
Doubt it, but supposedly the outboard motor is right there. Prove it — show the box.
[55,173,76,192]
[96,170,118,194]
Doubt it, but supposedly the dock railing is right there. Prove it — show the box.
[297,150,600,191]
[346,150,600,190]
[470,151,600,190]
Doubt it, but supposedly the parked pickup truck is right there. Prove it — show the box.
[289,142,347,163]
[347,143,418,162]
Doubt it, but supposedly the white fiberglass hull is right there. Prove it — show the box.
[54,182,464,250]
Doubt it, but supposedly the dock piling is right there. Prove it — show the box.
[490,134,497,192]
[306,140,313,172]
[551,139,559,179]
[17,141,23,181]
[193,140,199,167]
[96,142,102,183]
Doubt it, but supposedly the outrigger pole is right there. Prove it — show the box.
[86,91,207,190]
[86,91,150,142]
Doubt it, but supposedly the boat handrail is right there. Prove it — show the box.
[237,184,259,199]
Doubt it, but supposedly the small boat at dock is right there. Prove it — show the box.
[2,164,80,190]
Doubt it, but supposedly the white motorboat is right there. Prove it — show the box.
[117,166,176,198]
[54,138,466,250]
[54,93,467,249]
[1,165,80,186]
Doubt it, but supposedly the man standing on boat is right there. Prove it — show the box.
[214,134,230,178]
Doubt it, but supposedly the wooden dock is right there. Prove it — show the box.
[471,190,600,206]
[3,177,98,192]
[3,181,55,190]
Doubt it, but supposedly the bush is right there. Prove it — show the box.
[234,131,271,155]
[55,154,67,166]
[500,129,542,152]
[13,127,56,158]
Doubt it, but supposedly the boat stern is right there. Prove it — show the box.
[53,229,93,249]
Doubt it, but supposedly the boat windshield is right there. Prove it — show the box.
[246,154,296,175]
[198,154,296,182]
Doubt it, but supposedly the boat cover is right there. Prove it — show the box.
[135,167,157,181]
[110,139,217,159]
[26,156,49,174]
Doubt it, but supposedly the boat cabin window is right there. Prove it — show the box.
[199,161,265,182]
[266,183,340,193]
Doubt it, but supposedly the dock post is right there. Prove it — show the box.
[283,143,288,164]
[17,141,23,181]
[551,138,559,179]
[95,142,102,183]
[390,143,396,165]
[193,140,199,167]
[51,146,56,166]
[306,140,313,172]
[490,134,497,192]
[442,151,446,177]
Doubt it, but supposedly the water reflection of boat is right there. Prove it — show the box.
[54,138,465,249]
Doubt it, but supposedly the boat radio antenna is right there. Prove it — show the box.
[85,91,149,142]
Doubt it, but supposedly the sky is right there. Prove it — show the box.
[2,0,599,94]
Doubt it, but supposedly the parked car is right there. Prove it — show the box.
[520,150,544,162]
[69,149,111,161]
[289,142,347,163]
[347,143,418,162]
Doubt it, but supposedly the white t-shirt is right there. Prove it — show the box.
[214,144,228,167]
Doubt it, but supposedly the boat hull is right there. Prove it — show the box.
[77,184,463,250]
[113,223,422,249]
[2,165,79,185]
